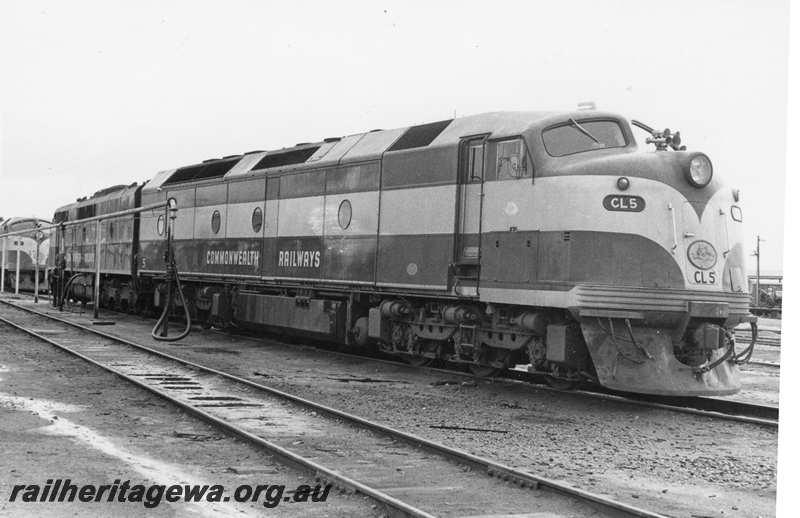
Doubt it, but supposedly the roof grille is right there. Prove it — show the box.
[388,119,453,151]
[77,205,96,219]
[252,146,320,171]
[92,184,128,198]
[164,158,240,185]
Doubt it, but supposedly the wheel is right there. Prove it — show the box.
[469,364,499,377]
[544,375,578,390]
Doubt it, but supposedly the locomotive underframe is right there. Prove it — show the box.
[54,267,751,395]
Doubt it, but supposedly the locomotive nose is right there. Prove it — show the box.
[556,149,715,192]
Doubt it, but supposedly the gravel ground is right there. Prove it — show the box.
[724,338,781,407]
[0,323,379,517]
[10,299,779,517]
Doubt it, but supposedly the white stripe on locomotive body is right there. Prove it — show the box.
[265,200,279,238]
[226,201,268,239]
[193,204,227,239]
[323,191,379,237]
[167,188,196,240]
[136,169,741,296]
[481,175,742,292]
[460,183,482,235]
[378,184,456,236]
[0,233,51,268]
[480,287,571,308]
[139,207,164,242]
[277,195,325,237]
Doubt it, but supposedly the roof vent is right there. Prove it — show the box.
[244,150,266,155]
[252,146,320,171]
[388,119,453,152]
[92,184,128,198]
[323,137,341,143]
[163,157,240,185]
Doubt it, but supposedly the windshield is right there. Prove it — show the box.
[542,119,627,157]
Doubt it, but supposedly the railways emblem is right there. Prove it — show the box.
[686,240,717,270]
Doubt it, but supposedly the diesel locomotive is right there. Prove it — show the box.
[47,110,753,396]
[1,217,51,292]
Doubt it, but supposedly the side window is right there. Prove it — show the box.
[496,138,532,180]
[467,143,484,183]
[211,210,221,235]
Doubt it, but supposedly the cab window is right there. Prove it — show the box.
[542,119,626,157]
[496,138,532,180]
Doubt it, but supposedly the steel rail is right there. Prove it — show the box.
[745,360,780,368]
[310,352,780,427]
[0,308,436,518]
[326,347,780,427]
[211,327,780,427]
[4,293,780,427]
[0,297,667,518]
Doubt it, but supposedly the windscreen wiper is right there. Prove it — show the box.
[569,117,600,144]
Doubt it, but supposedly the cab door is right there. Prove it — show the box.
[452,136,486,294]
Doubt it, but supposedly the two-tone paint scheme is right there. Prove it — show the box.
[49,183,141,308]
[130,111,750,396]
[0,217,51,292]
[49,110,751,396]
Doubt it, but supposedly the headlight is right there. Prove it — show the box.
[686,153,713,187]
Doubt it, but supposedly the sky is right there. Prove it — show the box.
[0,0,790,273]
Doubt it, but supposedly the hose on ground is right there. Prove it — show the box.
[57,273,85,311]
[151,255,191,342]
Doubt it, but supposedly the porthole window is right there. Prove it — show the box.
[157,215,165,236]
[252,206,263,233]
[211,210,221,234]
[338,199,352,230]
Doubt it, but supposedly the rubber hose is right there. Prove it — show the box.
[151,270,191,342]
[58,273,84,310]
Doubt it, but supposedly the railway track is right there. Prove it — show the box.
[4,295,780,429]
[735,329,781,347]
[0,298,666,518]
[745,360,780,369]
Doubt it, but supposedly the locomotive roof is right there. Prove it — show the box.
[0,216,50,234]
[1,216,51,230]
[53,182,140,215]
[140,109,624,192]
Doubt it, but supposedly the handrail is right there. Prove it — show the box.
[2,201,170,310]
[667,203,678,253]
[0,201,168,240]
